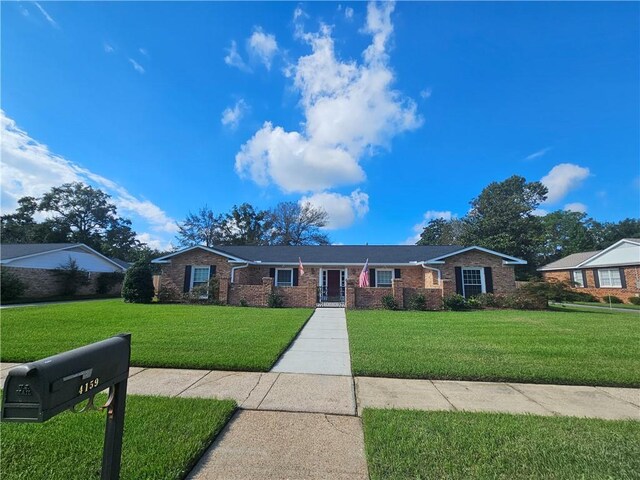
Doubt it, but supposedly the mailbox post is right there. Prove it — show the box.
[1,334,132,480]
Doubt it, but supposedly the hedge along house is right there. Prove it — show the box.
[538,238,640,303]
[152,244,526,309]
[0,243,128,299]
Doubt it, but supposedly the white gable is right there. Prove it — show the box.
[7,250,122,272]
[580,240,640,267]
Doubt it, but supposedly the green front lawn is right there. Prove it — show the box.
[362,409,640,480]
[347,309,640,386]
[1,393,235,480]
[563,301,640,310]
[1,300,312,370]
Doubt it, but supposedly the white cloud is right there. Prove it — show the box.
[564,202,587,213]
[224,40,251,72]
[300,190,369,229]
[540,163,590,204]
[221,99,248,130]
[293,7,305,20]
[19,4,29,17]
[0,110,177,246]
[236,1,422,194]
[405,210,454,244]
[525,147,551,161]
[420,88,432,99]
[104,42,115,53]
[532,208,549,217]
[247,27,278,70]
[139,48,148,57]
[128,58,145,74]
[345,7,354,19]
[34,2,58,29]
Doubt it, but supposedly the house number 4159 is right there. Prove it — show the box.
[78,378,100,395]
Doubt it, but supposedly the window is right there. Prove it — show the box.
[376,269,393,288]
[598,269,622,288]
[191,266,211,292]
[462,267,485,298]
[276,268,293,287]
[572,270,584,288]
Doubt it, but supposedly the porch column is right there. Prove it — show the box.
[262,277,274,307]
[392,278,404,309]
[218,277,230,305]
[346,279,356,309]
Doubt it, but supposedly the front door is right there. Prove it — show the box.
[326,270,341,301]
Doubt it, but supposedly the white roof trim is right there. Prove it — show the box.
[576,239,640,268]
[1,244,127,271]
[151,245,249,264]
[425,246,527,265]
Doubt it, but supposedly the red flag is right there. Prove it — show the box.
[358,259,369,287]
[298,257,304,277]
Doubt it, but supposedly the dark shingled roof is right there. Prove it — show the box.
[210,244,466,264]
[0,243,82,260]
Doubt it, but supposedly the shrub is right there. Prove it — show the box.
[566,291,599,303]
[1,268,26,301]
[474,293,506,308]
[239,299,249,307]
[443,294,468,311]
[381,294,399,310]
[503,290,548,310]
[629,296,640,306]
[183,277,220,304]
[466,296,482,310]
[53,259,90,296]
[122,261,155,303]
[96,272,125,294]
[157,283,182,303]
[267,292,284,308]
[602,295,623,304]
[408,293,427,311]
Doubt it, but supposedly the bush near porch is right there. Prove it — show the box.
[1,300,312,371]
[347,309,640,387]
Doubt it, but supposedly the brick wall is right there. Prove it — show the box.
[542,266,640,303]
[402,287,443,310]
[159,249,235,297]
[354,287,393,309]
[440,250,517,297]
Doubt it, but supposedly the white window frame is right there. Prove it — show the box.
[572,270,585,288]
[275,268,294,287]
[190,266,211,299]
[375,269,393,288]
[598,268,622,288]
[461,267,486,297]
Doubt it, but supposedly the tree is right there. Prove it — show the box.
[101,218,142,261]
[53,258,90,296]
[176,206,226,247]
[462,175,548,273]
[122,261,155,303]
[222,203,269,245]
[0,197,39,243]
[539,211,597,265]
[266,201,330,245]
[417,218,465,245]
[590,218,640,249]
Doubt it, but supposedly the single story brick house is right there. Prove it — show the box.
[152,244,526,309]
[538,238,640,303]
[0,243,128,299]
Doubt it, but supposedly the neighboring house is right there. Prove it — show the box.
[152,244,526,309]
[0,243,127,299]
[538,238,640,302]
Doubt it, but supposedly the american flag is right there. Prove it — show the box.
[298,257,304,277]
[358,259,369,287]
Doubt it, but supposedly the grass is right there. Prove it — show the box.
[1,300,312,370]
[347,309,640,386]
[561,300,640,311]
[1,393,235,480]
[362,409,640,480]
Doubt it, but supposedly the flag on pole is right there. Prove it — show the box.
[358,259,369,287]
[298,257,304,277]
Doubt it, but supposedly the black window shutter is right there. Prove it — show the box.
[293,268,299,286]
[484,267,493,293]
[455,267,463,295]
[370,268,376,287]
[269,268,275,278]
[394,268,401,279]
[593,269,600,288]
[209,265,216,278]
[183,265,192,293]
[581,270,588,288]
[619,268,627,288]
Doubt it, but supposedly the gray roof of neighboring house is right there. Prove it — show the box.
[109,257,131,269]
[178,244,478,264]
[538,251,601,271]
[0,243,82,260]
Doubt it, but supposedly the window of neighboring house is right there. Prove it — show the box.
[572,270,585,288]
[276,268,293,287]
[191,266,211,290]
[376,269,393,288]
[598,268,622,288]
[462,267,485,298]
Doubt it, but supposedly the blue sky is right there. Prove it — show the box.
[2,1,638,248]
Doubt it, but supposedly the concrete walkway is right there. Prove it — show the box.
[550,302,640,314]
[271,307,352,376]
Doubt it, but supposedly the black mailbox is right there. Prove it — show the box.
[2,334,131,422]
[1,334,131,480]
